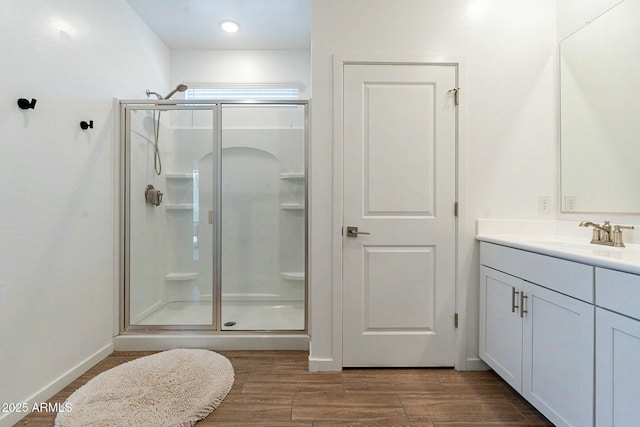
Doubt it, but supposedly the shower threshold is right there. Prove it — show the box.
[135,300,305,330]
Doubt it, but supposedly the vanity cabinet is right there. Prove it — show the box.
[595,268,640,426]
[479,266,524,390]
[480,242,594,427]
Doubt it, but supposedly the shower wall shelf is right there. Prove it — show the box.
[280,172,305,180]
[165,272,198,281]
[165,173,193,179]
[165,204,194,210]
[280,203,304,210]
[281,272,305,281]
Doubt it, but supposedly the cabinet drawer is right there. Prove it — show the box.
[480,242,594,303]
[596,268,640,320]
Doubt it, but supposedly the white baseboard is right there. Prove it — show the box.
[0,343,113,427]
[462,356,490,371]
[308,357,342,372]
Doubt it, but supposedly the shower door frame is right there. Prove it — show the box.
[118,99,309,334]
[121,101,221,332]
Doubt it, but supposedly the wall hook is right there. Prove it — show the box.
[17,98,37,110]
[80,120,94,130]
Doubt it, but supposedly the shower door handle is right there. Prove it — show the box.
[346,226,371,238]
[208,210,214,225]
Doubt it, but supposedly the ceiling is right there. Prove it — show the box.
[126,0,311,50]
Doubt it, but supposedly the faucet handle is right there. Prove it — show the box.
[612,224,635,247]
[579,221,603,243]
[614,224,635,231]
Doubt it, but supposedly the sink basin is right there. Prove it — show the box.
[535,239,631,253]
[524,238,640,263]
[534,239,628,254]
[538,240,599,250]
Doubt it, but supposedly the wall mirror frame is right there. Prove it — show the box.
[560,0,640,214]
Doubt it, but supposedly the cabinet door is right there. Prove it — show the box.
[479,266,523,391]
[596,307,640,427]
[522,282,594,427]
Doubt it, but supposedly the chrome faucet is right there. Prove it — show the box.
[579,220,634,247]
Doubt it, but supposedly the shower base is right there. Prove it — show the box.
[116,299,308,351]
[136,300,304,330]
[222,301,305,330]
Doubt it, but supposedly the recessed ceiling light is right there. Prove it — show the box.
[220,20,240,33]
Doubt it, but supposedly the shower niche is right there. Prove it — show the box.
[122,101,307,333]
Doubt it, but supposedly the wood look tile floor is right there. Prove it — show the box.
[15,351,553,427]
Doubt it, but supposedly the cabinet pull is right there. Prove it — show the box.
[520,292,528,318]
[511,287,520,313]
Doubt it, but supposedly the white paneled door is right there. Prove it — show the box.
[342,63,457,367]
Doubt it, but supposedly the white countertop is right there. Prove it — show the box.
[476,219,640,275]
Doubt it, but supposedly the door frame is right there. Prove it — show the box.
[328,55,468,370]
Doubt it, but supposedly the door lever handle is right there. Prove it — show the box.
[346,226,371,238]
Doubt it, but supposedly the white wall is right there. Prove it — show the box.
[309,0,558,370]
[170,50,311,99]
[0,0,169,424]
[558,0,623,39]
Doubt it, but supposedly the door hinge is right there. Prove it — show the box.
[448,87,460,106]
[454,313,459,328]
[454,202,459,217]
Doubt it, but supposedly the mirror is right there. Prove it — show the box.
[560,0,640,213]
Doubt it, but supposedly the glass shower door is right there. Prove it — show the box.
[220,103,306,331]
[125,105,218,328]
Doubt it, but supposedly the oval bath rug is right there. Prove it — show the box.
[54,349,234,427]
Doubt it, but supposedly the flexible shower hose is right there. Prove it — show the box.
[152,110,162,175]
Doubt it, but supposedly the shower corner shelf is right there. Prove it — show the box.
[280,203,304,210]
[165,173,194,179]
[165,204,194,210]
[280,172,305,180]
[281,272,305,281]
[165,272,198,281]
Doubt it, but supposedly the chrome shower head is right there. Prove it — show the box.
[164,84,188,100]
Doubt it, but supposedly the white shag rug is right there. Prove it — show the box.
[54,349,234,427]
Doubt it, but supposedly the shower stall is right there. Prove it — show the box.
[119,100,307,339]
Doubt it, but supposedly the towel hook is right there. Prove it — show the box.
[80,120,94,130]
[17,98,37,110]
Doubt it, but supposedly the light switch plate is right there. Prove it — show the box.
[539,195,551,215]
